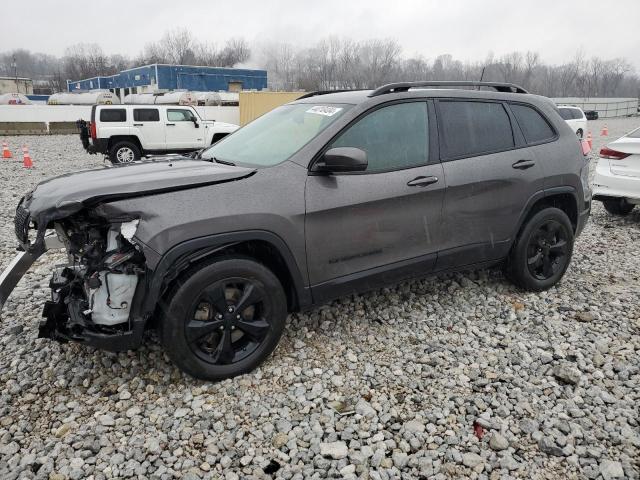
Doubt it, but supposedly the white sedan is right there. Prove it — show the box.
[592,126,640,215]
[557,105,588,139]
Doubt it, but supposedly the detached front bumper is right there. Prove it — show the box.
[0,233,64,310]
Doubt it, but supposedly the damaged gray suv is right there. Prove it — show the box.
[0,81,591,380]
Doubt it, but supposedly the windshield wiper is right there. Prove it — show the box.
[212,157,236,166]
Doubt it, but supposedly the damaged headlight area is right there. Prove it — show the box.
[40,215,146,350]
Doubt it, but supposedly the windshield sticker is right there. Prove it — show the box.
[306,106,343,117]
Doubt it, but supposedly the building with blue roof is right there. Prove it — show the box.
[67,64,267,96]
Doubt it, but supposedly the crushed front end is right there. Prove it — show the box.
[3,197,148,352]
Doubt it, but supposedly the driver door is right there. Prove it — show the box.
[165,108,204,149]
[305,101,445,302]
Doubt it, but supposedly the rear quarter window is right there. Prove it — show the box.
[100,109,126,122]
[438,100,514,159]
[510,104,556,145]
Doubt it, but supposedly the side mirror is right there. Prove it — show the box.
[314,147,367,173]
[192,118,200,128]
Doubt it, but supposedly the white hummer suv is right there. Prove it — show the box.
[78,104,239,164]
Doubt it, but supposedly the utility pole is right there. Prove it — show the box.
[12,55,18,93]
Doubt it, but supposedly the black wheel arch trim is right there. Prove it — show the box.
[138,230,311,320]
[514,186,581,240]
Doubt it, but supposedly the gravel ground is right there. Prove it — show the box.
[0,117,639,480]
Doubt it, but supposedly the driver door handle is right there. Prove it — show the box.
[166,123,176,126]
[407,175,439,187]
[512,159,536,169]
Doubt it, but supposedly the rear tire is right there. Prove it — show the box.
[602,198,635,216]
[505,207,574,291]
[161,257,287,381]
[109,141,140,164]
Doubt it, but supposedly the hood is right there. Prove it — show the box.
[19,158,255,244]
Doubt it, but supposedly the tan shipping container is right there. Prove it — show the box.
[239,91,305,126]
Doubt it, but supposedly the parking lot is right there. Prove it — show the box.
[0,117,639,479]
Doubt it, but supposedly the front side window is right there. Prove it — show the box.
[134,108,159,122]
[201,103,352,167]
[331,102,428,172]
[167,109,196,122]
[572,109,584,120]
[438,100,514,159]
[558,108,574,120]
[100,109,126,122]
[511,104,556,145]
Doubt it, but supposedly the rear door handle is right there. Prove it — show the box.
[512,159,535,170]
[166,123,176,126]
[133,123,143,126]
[407,175,439,187]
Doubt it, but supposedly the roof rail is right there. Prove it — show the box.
[369,81,529,97]
[296,89,361,99]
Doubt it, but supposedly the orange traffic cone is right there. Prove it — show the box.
[601,125,608,136]
[2,141,12,159]
[22,146,33,168]
[586,131,593,150]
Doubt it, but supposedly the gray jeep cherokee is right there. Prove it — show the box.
[0,81,591,380]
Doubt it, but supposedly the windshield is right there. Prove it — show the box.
[201,103,352,167]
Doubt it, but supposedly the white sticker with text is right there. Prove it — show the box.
[306,105,343,116]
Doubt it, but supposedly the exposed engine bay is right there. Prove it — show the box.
[40,214,146,346]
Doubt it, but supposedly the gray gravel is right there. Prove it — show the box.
[1,119,639,479]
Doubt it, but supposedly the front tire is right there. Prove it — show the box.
[602,198,635,216]
[505,207,574,291]
[109,141,140,164]
[161,258,287,381]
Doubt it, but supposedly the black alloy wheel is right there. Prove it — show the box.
[187,278,270,365]
[505,207,574,291]
[526,220,569,281]
[162,257,287,380]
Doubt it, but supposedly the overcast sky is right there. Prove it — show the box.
[4,0,640,68]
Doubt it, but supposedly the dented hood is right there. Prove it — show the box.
[20,158,255,241]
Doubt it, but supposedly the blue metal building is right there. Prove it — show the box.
[67,64,267,93]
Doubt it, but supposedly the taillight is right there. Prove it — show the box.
[90,122,96,139]
[600,146,629,160]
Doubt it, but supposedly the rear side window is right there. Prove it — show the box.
[134,108,159,122]
[331,102,429,172]
[438,101,514,159]
[100,109,126,122]
[511,104,556,144]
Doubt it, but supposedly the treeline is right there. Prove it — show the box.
[258,38,639,98]
[1,30,638,98]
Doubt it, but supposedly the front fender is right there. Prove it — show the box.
[139,230,312,319]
